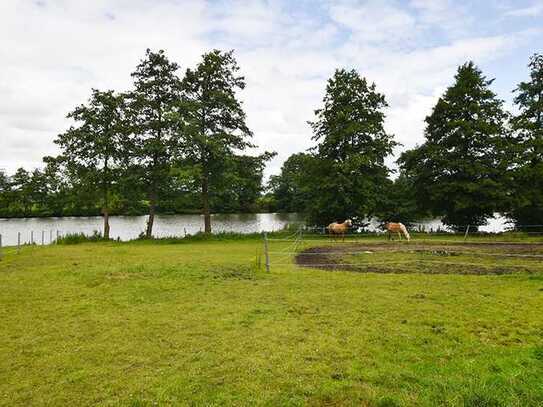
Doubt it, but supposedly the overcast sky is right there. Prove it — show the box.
[1,0,542,178]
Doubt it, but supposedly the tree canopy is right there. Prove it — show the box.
[399,62,510,230]
[178,49,258,233]
[269,69,397,227]
[508,53,543,229]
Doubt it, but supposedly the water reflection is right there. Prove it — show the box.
[0,213,304,246]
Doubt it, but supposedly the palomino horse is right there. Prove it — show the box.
[384,222,411,241]
[327,219,352,241]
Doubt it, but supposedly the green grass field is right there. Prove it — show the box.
[1,236,543,406]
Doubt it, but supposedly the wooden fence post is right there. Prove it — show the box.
[17,232,21,254]
[31,231,34,245]
[263,232,270,273]
[0,234,3,260]
[49,230,53,244]
[56,230,59,243]
[41,230,45,245]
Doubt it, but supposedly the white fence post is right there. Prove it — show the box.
[0,234,2,260]
[17,232,21,254]
[464,225,470,241]
[31,231,34,245]
[263,232,270,273]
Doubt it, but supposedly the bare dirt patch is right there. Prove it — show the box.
[294,243,543,275]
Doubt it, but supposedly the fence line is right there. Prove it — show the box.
[268,250,543,258]
[262,226,543,272]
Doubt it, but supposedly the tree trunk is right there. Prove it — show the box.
[103,209,110,240]
[202,173,211,233]
[146,191,156,238]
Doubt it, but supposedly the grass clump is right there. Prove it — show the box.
[56,230,108,245]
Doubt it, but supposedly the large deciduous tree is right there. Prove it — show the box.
[179,49,253,233]
[55,89,127,239]
[399,62,510,230]
[128,49,181,238]
[306,68,397,225]
[508,53,543,229]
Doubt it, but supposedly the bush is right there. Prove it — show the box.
[56,231,108,245]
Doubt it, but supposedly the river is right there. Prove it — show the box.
[0,212,511,247]
[0,213,304,246]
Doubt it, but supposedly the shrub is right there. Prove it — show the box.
[56,231,108,245]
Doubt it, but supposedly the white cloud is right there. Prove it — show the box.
[330,0,416,44]
[503,1,543,17]
[0,0,540,180]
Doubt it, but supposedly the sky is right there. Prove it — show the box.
[1,0,542,178]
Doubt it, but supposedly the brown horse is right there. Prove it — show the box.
[384,222,411,241]
[327,219,352,241]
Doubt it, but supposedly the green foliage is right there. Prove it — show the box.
[55,89,128,238]
[178,49,266,232]
[374,173,428,224]
[268,152,315,213]
[272,69,397,225]
[127,49,182,237]
[400,62,511,230]
[508,53,543,229]
[309,69,396,225]
[56,231,107,245]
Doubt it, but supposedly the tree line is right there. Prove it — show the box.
[2,51,541,234]
[0,49,274,238]
[269,53,543,231]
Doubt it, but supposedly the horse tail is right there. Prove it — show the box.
[400,223,410,241]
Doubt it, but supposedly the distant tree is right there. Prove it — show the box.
[128,49,182,238]
[374,173,426,225]
[27,169,50,216]
[211,152,275,213]
[11,168,33,216]
[179,50,254,233]
[0,170,12,216]
[269,153,315,213]
[41,156,70,216]
[306,68,397,225]
[508,53,543,229]
[55,89,127,239]
[399,62,510,230]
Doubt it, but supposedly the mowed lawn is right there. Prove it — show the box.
[1,238,543,406]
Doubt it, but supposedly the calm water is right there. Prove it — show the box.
[0,212,510,247]
[0,213,305,246]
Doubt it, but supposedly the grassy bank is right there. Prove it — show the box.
[1,237,543,406]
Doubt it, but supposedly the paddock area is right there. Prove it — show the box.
[265,230,543,275]
[294,242,543,275]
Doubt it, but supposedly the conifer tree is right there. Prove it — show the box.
[399,62,510,230]
[306,69,397,225]
[508,53,543,228]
